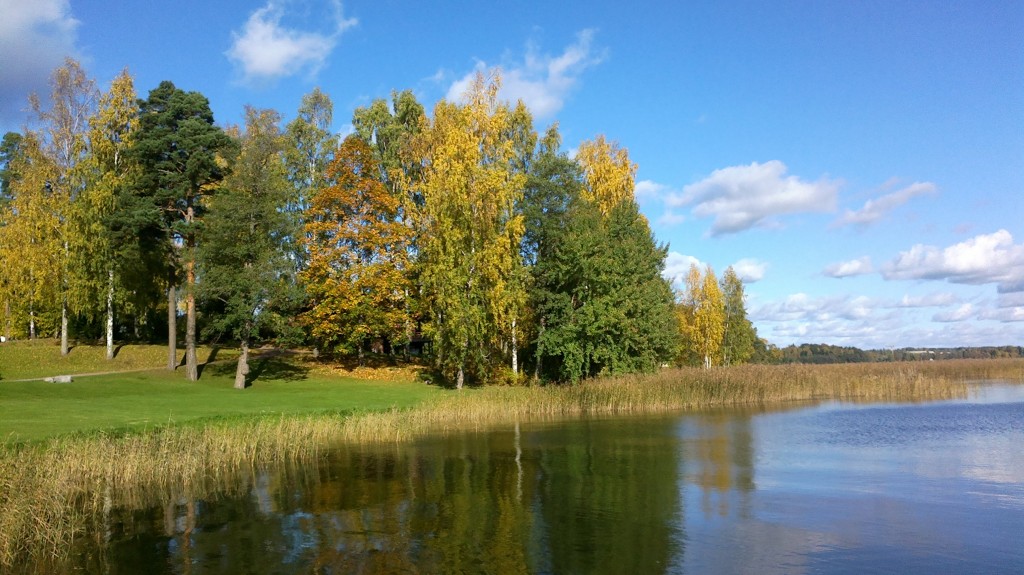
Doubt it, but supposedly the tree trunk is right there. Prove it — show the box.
[234,340,250,389]
[185,208,198,381]
[534,317,545,381]
[185,283,197,381]
[4,300,11,341]
[61,237,69,356]
[456,364,464,390]
[60,299,69,356]
[404,287,412,360]
[105,269,114,360]
[511,318,518,376]
[29,268,36,339]
[167,285,176,370]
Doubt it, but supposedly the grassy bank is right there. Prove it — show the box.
[0,342,435,443]
[0,366,437,444]
[0,340,239,381]
[2,358,1023,568]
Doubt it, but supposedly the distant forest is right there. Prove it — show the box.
[765,343,1024,364]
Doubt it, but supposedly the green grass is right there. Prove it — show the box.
[0,347,439,444]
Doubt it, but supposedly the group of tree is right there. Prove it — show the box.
[674,264,759,368]
[0,59,758,387]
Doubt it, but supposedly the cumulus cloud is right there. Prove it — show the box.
[754,290,1024,347]
[833,181,937,228]
[933,303,975,323]
[881,229,1024,293]
[634,179,666,200]
[679,161,839,236]
[767,320,889,346]
[731,258,767,283]
[753,293,877,323]
[980,306,1024,322]
[657,211,686,226]
[894,292,959,308]
[823,256,873,278]
[226,0,356,84]
[662,252,704,289]
[979,293,1024,322]
[997,292,1024,308]
[0,0,80,127]
[897,322,1024,347]
[446,29,604,119]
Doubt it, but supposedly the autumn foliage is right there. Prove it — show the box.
[0,61,754,386]
[301,136,412,357]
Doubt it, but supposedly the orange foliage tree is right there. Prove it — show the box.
[300,136,413,357]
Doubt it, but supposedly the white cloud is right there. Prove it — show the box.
[896,322,1024,348]
[833,181,937,228]
[881,229,1024,293]
[933,303,975,323]
[657,210,686,226]
[634,179,666,200]
[980,306,1024,322]
[753,290,1024,348]
[446,29,604,119]
[894,292,959,308]
[662,252,704,290]
[226,0,356,84]
[753,293,878,323]
[823,256,873,278]
[0,0,80,126]
[635,179,685,225]
[768,320,887,346]
[754,292,904,348]
[732,258,767,283]
[680,161,839,236]
[997,292,1024,308]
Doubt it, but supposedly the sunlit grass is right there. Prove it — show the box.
[0,339,237,381]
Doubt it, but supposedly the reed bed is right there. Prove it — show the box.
[2,359,1022,568]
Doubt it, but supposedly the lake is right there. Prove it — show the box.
[53,384,1024,574]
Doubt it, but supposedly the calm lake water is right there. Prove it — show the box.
[56,384,1024,574]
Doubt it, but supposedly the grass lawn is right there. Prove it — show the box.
[0,339,239,380]
[0,343,441,444]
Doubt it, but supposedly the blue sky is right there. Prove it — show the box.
[2,0,1022,349]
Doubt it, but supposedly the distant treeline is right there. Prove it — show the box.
[764,343,1024,364]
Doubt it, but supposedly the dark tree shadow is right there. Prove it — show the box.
[247,353,310,383]
[196,346,221,379]
[111,344,124,359]
[422,366,458,389]
[203,349,311,385]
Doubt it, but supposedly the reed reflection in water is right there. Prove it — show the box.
[52,388,1024,574]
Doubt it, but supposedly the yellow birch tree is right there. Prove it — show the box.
[678,263,725,368]
[29,58,97,355]
[412,71,527,388]
[80,68,140,359]
[576,135,636,216]
[0,133,61,339]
